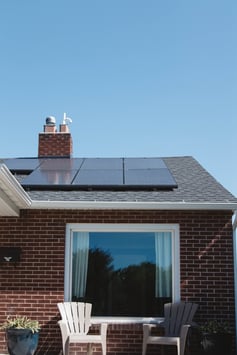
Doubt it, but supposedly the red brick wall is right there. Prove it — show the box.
[0,209,235,354]
[38,133,73,157]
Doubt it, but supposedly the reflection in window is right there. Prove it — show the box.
[71,231,172,316]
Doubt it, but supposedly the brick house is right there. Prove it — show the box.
[0,118,236,355]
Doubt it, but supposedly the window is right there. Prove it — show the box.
[65,224,180,317]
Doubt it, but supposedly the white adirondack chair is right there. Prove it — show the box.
[57,302,108,355]
[142,301,198,355]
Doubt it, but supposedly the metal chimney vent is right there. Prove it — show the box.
[46,116,56,126]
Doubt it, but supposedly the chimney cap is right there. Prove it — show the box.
[46,116,56,126]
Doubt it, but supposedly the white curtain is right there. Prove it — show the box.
[72,232,89,298]
[155,232,172,297]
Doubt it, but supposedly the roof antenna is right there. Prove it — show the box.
[62,112,72,125]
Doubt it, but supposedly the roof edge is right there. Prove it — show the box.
[0,164,31,216]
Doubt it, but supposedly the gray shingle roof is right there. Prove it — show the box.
[25,156,237,204]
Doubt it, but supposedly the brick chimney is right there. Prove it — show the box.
[38,116,73,158]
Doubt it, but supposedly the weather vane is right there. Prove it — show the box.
[62,112,72,125]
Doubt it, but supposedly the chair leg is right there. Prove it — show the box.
[142,341,147,355]
[64,338,70,355]
[87,343,93,355]
[177,340,181,355]
[101,341,106,355]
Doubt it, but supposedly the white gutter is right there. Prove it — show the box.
[0,164,31,216]
[31,200,237,211]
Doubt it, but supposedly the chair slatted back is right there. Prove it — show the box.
[163,302,198,336]
[58,302,92,335]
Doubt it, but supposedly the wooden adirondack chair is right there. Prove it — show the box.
[142,301,198,355]
[57,302,108,355]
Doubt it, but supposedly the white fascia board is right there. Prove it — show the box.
[233,212,237,230]
[0,164,31,215]
[0,189,20,216]
[31,200,237,211]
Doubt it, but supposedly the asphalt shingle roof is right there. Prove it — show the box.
[22,156,237,204]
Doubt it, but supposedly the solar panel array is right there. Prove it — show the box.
[3,157,177,190]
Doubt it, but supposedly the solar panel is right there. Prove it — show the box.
[124,158,166,170]
[22,169,77,186]
[125,169,177,187]
[81,158,123,170]
[73,169,123,186]
[3,158,41,171]
[12,157,177,190]
[40,158,84,170]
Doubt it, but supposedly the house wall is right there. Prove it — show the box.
[0,209,235,354]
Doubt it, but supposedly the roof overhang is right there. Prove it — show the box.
[0,163,236,215]
[0,164,31,216]
[31,200,237,211]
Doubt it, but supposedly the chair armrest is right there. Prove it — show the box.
[143,323,159,340]
[180,324,191,355]
[58,320,70,355]
[143,324,152,342]
[180,324,190,338]
[58,320,70,335]
[99,322,108,338]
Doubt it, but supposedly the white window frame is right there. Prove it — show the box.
[64,223,180,322]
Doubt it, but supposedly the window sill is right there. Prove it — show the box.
[91,316,164,324]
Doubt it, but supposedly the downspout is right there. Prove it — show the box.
[232,211,237,350]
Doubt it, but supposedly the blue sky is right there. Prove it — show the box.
[0,1,236,196]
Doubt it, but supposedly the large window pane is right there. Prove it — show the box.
[71,231,172,316]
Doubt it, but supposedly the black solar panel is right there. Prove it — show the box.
[40,158,84,171]
[73,169,123,186]
[3,158,41,171]
[81,158,123,170]
[125,169,176,186]
[22,169,77,185]
[4,157,177,190]
[124,157,166,170]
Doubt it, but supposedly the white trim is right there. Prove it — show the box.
[31,200,237,211]
[64,223,180,317]
[91,316,164,324]
[0,188,20,216]
[172,227,180,302]
[0,164,31,216]
[65,224,73,302]
[233,212,237,230]
[66,223,179,232]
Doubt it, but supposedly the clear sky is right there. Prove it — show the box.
[0,1,236,196]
